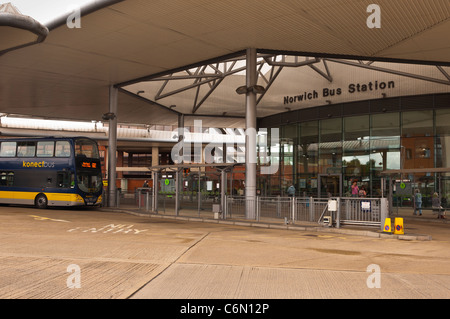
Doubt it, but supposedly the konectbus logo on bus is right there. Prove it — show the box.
[22,161,55,168]
[171,120,279,175]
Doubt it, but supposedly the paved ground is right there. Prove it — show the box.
[0,205,448,300]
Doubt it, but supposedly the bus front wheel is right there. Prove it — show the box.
[35,194,48,209]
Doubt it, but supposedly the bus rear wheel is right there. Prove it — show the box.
[35,194,48,209]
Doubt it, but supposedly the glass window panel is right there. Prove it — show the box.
[436,109,450,136]
[320,118,342,143]
[17,142,36,157]
[0,142,16,157]
[319,118,342,174]
[402,110,433,137]
[282,125,297,139]
[298,121,318,174]
[55,141,71,157]
[0,171,14,186]
[344,115,369,141]
[371,112,400,137]
[436,136,450,169]
[36,141,54,157]
[75,139,99,158]
[370,138,401,171]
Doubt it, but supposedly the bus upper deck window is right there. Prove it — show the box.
[37,141,55,157]
[17,142,36,157]
[75,139,99,159]
[55,141,71,157]
[0,142,17,157]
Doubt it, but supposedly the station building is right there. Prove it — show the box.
[1,1,450,210]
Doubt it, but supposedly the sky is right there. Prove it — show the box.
[5,0,94,25]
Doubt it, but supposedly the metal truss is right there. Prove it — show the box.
[150,56,252,114]
[133,54,449,115]
[325,58,450,86]
[146,54,327,114]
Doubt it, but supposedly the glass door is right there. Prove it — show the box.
[318,174,342,198]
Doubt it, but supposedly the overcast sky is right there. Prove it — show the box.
[6,0,94,24]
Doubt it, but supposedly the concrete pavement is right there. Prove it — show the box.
[0,205,448,299]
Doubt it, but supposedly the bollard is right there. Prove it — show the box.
[383,217,392,233]
[394,218,404,235]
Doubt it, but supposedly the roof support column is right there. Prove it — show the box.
[245,48,257,219]
[176,114,184,216]
[107,86,118,207]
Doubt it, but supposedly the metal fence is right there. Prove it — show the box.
[106,189,389,230]
[339,197,385,228]
[224,196,388,230]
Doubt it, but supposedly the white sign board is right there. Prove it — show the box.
[328,200,337,212]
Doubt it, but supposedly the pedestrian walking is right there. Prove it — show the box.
[413,189,422,216]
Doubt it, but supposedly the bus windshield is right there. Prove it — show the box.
[77,170,102,193]
[75,138,100,159]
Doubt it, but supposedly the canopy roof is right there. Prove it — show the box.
[0,0,449,127]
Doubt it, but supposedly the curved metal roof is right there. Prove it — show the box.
[0,0,449,126]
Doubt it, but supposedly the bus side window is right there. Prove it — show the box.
[57,171,69,188]
[0,142,17,157]
[37,141,55,157]
[0,172,14,187]
[17,142,36,157]
[55,141,71,157]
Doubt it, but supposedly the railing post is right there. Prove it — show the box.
[116,189,120,208]
[137,188,142,209]
[336,197,341,228]
[380,197,389,231]
[224,195,228,219]
[291,196,296,224]
[309,197,314,222]
[277,195,281,217]
[256,196,260,221]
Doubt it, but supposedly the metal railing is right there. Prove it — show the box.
[225,196,388,230]
[339,197,385,227]
[105,190,389,230]
[225,196,329,224]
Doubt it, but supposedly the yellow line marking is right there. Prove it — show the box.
[29,215,70,223]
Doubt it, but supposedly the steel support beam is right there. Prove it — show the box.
[221,169,226,218]
[245,48,257,219]
[107,86,118,207]
[152,171,158,213]
[175,169,180,216]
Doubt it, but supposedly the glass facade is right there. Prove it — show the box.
[260,102,450,208]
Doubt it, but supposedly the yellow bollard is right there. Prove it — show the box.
[383,218,392,233]
[394,218,404,235]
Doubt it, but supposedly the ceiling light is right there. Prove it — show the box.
[235,85,266,95]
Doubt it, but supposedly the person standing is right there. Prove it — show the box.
[413,189,422,216]
[432,192,446,219]
[351,181,359,197]
[287,184,296,197]
[359,185,367,197]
